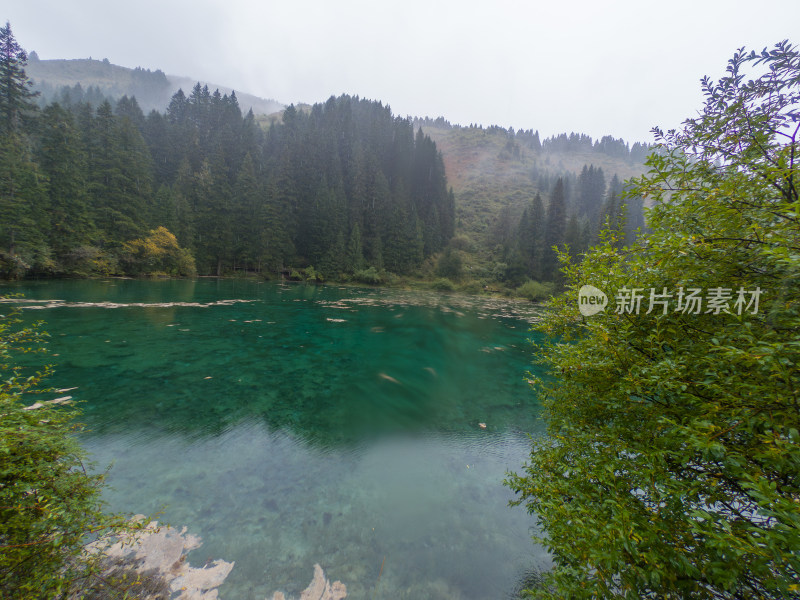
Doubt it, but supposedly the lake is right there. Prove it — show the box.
[3,279,550,599]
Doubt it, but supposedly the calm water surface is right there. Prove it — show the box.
[4,279,550,599]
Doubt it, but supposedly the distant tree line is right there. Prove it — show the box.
[34,82,115,110]
[412,117,650,163]
[539,132,650,163]
[0,23,454,279]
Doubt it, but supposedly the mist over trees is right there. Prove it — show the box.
[492,166,646,289]
[25,52,284,117]
[0,23,455,279]
[413,116,650,165]
[412,116,649,292]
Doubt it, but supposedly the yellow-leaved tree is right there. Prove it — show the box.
[122,226,196,276]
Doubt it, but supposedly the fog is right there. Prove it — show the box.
[5,0,799,143]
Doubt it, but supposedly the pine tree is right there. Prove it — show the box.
[517,192,546,281]
[232,153,263,271]
[597,173,626,247]
[86,101,152,243]
[115,95,145,132]
[166,88,188,125]
[362,165,390,268]
[564,213,582,259]
[143,110,174,187]
[0,22,38,134]
[0,22,48,277]
[261,175,294,273]
[170,159,195,248]
[576,164,606,222]
[346,222,365,272]
[623,192,646,244]
[191,147,233,275]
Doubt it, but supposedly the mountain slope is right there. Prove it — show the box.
[414,120,650,274]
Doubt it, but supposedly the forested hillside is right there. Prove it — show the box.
[2,23,650,292]
[415,118,649,292]
[0,24,454,279]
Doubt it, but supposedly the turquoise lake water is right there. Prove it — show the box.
[3,279,550,599]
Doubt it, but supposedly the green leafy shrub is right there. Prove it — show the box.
[458,280,485,294]
[0,252,29,279]
[302,265,323,282]
[448,235,475,253]
[515,280,554,302]
[353,266,383,284]
[436,248,463,281]
[431,277,455,291]
[489,262,508,282]
[61,245,119,277]
[0,302,142,598]
[507,42,800,599]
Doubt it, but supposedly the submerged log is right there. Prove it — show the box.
[90,517,233,600]
[271,564,347,600]
[87,518,345,600]
[23,395,73,410]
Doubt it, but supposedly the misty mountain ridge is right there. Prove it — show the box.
[25,53,649,162]
[25,54,284,116]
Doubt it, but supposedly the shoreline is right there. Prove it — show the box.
[1,273,550,304]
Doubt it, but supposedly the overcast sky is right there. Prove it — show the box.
[6,0,800,144]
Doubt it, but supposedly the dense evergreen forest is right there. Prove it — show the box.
[490,166,645,287]
[0,24,455,280]
[1,22,646,291]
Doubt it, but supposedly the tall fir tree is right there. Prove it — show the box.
[597,173,626,247]
[37,103,92,257]
[564,213,582,259]
[232,152,264,271]
[346,222,365,272]
[86,101,152,243]
[517,192,546,281]
[576,164,606,222]
[0,22,38,134]
[543,178,567,281]
[0,22,48,277]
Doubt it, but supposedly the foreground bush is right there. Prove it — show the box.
[0,303,140,598]
[508,42,800,598]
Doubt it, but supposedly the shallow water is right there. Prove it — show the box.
[4,279,550,599]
